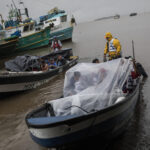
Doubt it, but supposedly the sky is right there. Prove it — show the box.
[0,0,150,23]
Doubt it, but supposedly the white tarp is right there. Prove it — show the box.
[49,58,133,116]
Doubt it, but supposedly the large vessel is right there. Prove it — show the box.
[0,33,18,57]
[0,1,51,56]
[8,22,51,51]
[0,14,19,57]
[40,7,76,42]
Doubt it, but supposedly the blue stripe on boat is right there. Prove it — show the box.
[28,115,79,126]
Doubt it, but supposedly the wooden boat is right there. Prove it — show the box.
[25,58,143,149]
[5,22,51,51]
[0,29,19,57]
[0,37,18,57]
[0,48,78,93]
[0,2,51,54]
[41,7,76,42]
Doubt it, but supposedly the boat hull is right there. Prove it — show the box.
[0,38,18,57]
[27,82,140,148]
[50,26,73,41]
[16,27,50,51]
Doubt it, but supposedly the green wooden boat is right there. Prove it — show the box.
[0,35,18,57]
[15,25,51,51]
[41,8,76,42]
[49,26,73,41]
[0,2,51,55]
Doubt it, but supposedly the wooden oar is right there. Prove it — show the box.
[132,40,137,73]
[132,40,148,78]
[132,40,135,59]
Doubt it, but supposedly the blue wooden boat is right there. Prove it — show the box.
[25,58,143,149]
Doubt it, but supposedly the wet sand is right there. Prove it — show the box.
[0,12,150,150]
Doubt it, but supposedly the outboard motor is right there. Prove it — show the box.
[136,62,148,78]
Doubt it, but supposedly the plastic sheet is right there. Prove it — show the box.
[50,58,133,116]
[5,55,40,72]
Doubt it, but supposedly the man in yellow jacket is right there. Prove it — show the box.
[104,32,122,61]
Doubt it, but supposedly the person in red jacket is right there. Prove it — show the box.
[51,36,62,52]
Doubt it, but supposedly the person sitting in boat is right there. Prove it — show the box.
[64,68,107,97]
[103,32,122,61]
[64,71,89,96]
[41,60,49,71]
[48,58,57,69]
[57,55,66,66]
[51,36,62,52]
[92,58,100,63]
[74,71,90,94]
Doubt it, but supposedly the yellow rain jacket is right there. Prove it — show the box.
[104,33,121,57]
